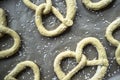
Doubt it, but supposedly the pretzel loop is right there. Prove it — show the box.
[0,25,21,59]
[0,9,21,59]
[105,18,120,65]
[82,0,112,10]
[54,51,87,80]
[76,37,108,63]
[23,0,76,37]
[76,37,108,80]
[105,18,120,47]
[4,61,40,80]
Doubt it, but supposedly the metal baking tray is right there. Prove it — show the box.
[0,0,120,80]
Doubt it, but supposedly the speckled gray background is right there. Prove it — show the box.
[0,0,120,80]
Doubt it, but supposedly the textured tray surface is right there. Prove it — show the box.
[0,0,120,80]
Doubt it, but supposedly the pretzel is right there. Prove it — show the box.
[54,37,109,80]
[105,18,120,65]
[23,0,76,37]
[0,9,21,59]
[4,61,40,80]
[82,0,112,10]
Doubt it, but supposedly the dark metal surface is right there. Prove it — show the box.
[0,0,120,80]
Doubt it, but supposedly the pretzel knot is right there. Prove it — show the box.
[62,19,73,26]
[0,8,21,59]
[23,0,76,37]
[54,37,109,80]
[82,0,112,10]
[105,18,120,65]
[4,61,40,80]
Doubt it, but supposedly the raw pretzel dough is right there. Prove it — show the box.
[54,37,109,80]
[0,9,21,59]
[4,61,40,80]
[105,18,120,65]
[82,0,112,10]
[23,0,76,37]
